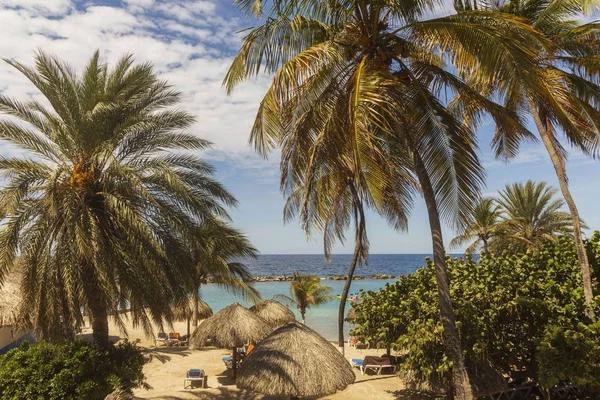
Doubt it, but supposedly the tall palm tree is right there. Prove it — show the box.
[492,181,575,253]
[0,51,237,349]
[275,273,334,324]
[454,0,600,316]
[450,198,503,253]
[226,1,550,397]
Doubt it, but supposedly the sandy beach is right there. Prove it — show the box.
[88,317,409,400]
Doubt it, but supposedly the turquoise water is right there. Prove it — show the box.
[200,279,397,341]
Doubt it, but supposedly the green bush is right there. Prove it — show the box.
[0,340,148,399]
[351,232,600,390]
[537,321,600,388]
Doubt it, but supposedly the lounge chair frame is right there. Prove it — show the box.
[183,369,206,389]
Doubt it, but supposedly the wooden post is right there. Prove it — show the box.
[232,347,237,379]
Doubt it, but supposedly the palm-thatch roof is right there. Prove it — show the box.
[171,297,213,321]
[190,302,270,348]
[236,321,356,398]
[249,300,295,327]
[346,307,356,323]
[0,271,22,327]
[399,361,507,397]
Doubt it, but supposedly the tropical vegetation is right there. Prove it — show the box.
[449,197,502,253]
[224,0,565,396]
[0,51,240,349]
[275,273,334,324]
[174,219,261,331]
[493,181,575,253]
[350,233,600,394]
[0,340,147,399]
[451,181,576,254]
[455,0,600,317]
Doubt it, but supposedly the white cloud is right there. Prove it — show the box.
[2,0,73,15]
[0,0,269,162]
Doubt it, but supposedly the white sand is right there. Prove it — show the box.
[95,316,408,399]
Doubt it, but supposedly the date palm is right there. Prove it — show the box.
[491,181,575,253]
[226,1,550,397]
[275,273,334,324]
[454,0,600,316]
[450,198,502,253]
[0,51,237,349]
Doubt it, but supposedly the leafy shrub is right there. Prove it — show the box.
[537,322,600,388]
[351,232,600,390]
[0,340,148,399]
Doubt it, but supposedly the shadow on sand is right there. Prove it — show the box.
[144,346,194,364]
[136,387,287,400]
[386,389,444,399]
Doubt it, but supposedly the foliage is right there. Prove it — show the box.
[491,181,575,253]
[0,340,148,400]
[0,51,237,345]
[449,197,502,253]
[450,181,576,255]
[537,321,600,388]
[351,232,600,389]
[275,272,334,322]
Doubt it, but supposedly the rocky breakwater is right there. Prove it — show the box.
[246,274,397,283]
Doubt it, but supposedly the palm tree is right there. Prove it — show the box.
[226,1,550,397]
[170,219,260,337]
[276,273,334,324]
[450,198,503,253]
[187,219,261,329]
[491,181,575,253]
[0,51,238,349]
[454,0,600,316]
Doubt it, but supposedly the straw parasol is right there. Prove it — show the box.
[0,271,22,327]
[171,297,213,336]
[249,300,295,328]
[190,302,271,378]
[236,321,356,399]
[345,307,356,323]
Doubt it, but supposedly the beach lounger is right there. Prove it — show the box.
[155,332,169,346]
[183,368,206,389]
[167,332,181,346]
[222,356,239,369]
[355,355,398,375]
[351,358,363,369]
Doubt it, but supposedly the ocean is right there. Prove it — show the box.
[200,254,465,340]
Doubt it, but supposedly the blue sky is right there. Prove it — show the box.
[1,0,600,255]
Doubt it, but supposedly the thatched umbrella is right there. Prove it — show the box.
[0,271,22,327]
[249,300,295,328]
[236,321,356,399]
[171,297,213,337]
[345,307,356,323]
[190,303,270,378]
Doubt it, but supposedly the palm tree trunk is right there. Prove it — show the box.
[529,100,595,319]
[192,286,200,328]
[301,310,306,324]
[338,185,366,356]
[482,237,488,254]
[89,303,110,350]
[338,239,361,355]
[83,268,110,349]
[414,153,474,400]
